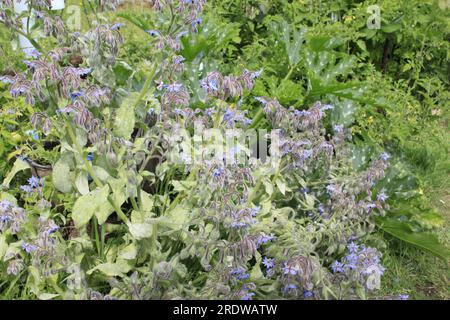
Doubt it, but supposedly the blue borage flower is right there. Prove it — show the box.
[283,284,297,294]
[331,260,344,273]
[326,184,338,195]
[22,243,38,253]
[111,23,125,31]
[20,185,34,193]
[23,48,41,59]
[330,243,385,290]
[212,166,225,179]
[192,18,202,28]
[256,233,275,247]
[377,192,388,202]
[44,220,59,235]
[20,176,43,193]
[250,206,260,217]
[347,242,359,253]
[333,124,344,133]
[241,292,255,300]
[70,91,84,102]
[262,257,275,269]
[282,263,300,275]
[25,129,40,140]
[27,176,40,188]
[145,29,162,37]
[303,291,313,298]
[366,202,377,210]
[229,267,250,281]
[0,200,11,211]
[0,75,14,84]
[380,152,390,161]
[76,67,93,77]
[321,104,334,111]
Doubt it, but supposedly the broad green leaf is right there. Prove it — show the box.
[165,205,191,229]
[72,185,110,228]
[140,190,154,215]
[75,172,89,195]
[119,243,137,260]
[93,166,111,182]
[53,153,74,193]
[376,217,450,261]
[128,222,153,240]
[113,93,139,140]
[172,180,197,192]
[263,180,274,196]
[87,262,127,277]
[2,158,30,188]
[382,23,402,33]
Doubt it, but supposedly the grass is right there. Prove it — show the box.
[380,107,450,300]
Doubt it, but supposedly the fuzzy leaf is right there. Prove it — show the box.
[113,93,138,140]
[2,158,30,188]
[53,153,74,193]
[72,185,110,228]
[128,222,153,240]
[75,172,89,195]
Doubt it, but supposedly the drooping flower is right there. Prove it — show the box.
[22,242,38,253]
[377,192,388,202]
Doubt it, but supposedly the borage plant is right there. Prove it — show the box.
[1,0,394,300]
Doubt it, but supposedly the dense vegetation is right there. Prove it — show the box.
[0,0,448,299]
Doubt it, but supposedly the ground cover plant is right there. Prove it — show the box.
[0,0,448,300]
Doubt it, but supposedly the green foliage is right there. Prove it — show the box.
[0,0,448,300]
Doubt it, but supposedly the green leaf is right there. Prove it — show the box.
[119,243,137,260]
[275,178,286,195]
[172,180,197,192]
[38,293,60,300]
[2,158,30,188]
[72,185,110,228]
[113,93,139,140]
[381,23,401,33]
[53,153,74,193]
[0,234,7,260]
[75,172,89,195]
[376,218,450,261]
[87,262,127,277]
[140,190,154,215]
[128,222,153,240]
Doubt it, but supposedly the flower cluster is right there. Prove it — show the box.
[0,200,27,234]
[331,242,385,291]
[200,69,262,100]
